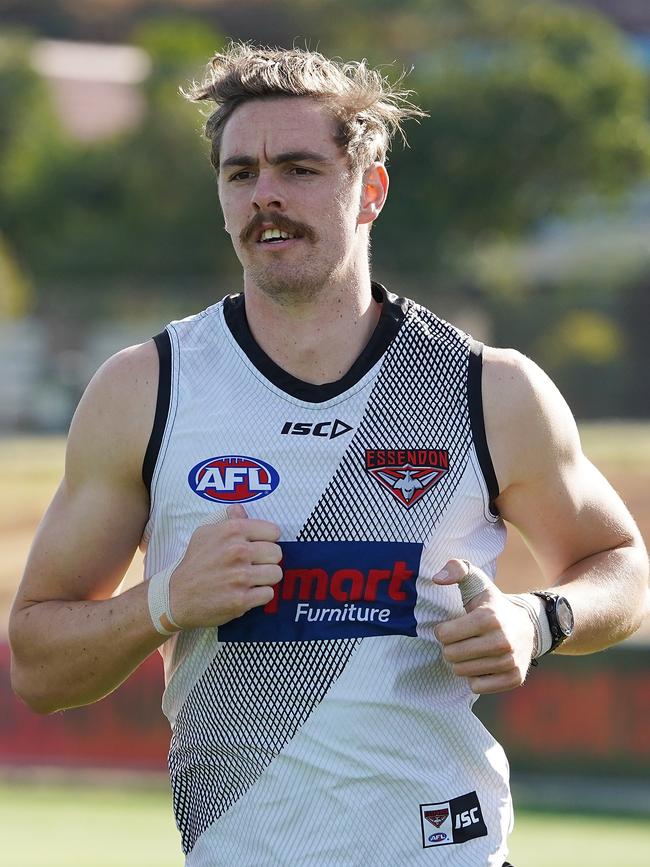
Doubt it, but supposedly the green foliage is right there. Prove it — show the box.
[0,234,32,317]
[308,0,650,417]
[0,31,45,161]
[132,16,222,81]
[1,20,235,310]
[344,0,650,278]
[0,29,64,299]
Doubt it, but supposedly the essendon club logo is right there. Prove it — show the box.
[424,809,449,829]
[365,449,450,508]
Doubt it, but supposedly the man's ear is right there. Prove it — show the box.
[358,163,389,226]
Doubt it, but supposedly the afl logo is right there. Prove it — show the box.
[188,455,280,504]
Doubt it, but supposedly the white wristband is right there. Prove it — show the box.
[147,561,182,637]
[510,593,553,658]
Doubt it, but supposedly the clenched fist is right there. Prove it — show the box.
[169,504,283,630]
[433,558,536,694]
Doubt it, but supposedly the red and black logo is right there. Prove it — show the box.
[424,809,449,829]
[365,449,450,508]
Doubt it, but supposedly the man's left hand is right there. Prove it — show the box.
[432,559,536,694]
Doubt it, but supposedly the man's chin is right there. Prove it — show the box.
[248,267,334,305]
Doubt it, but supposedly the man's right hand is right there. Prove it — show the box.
[169,504,283,630]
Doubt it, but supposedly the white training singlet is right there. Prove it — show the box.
[141,283,512,866]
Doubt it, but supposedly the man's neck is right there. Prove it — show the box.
[242,275,382,385]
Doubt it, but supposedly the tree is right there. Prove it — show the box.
[321,0,650,283]
[1,20,234,317]
[0,30,58,316]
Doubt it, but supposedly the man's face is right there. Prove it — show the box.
[218,97,371,302]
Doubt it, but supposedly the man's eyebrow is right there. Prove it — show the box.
[220,150,331,169]
[271,151,330,165]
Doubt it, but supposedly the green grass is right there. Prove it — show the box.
[1,779,649,866]
[0,779,182,867]
[508,807,650,866]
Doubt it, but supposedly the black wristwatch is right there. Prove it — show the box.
[532,591,574,653]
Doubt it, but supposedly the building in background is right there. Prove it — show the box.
[30,39,150,142]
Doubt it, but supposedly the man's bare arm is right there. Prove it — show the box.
[9,341,284,714]
[434,347,648,694]
[9,342,161,712]
[487,347,647,652]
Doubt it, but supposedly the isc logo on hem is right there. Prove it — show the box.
[420,791,487,848]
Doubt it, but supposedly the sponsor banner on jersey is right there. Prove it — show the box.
[420,791,487,848]
[218,541,423,643]
[188,455,280,504]
[364,449,450,508]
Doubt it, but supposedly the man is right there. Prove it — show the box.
[9,44,648,866]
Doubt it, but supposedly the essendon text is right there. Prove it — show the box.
[365,449,449,469]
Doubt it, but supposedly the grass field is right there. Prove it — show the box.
[1,779,649,866]
[0,779,182,867]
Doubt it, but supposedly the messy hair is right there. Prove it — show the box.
[184,42,427,173]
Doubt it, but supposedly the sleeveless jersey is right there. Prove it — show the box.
[142,283,512,866]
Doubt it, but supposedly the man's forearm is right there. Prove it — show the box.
[553,543,648,655]
[9,581,165,714]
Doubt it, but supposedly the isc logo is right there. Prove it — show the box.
[454,808,480,829]
[188,455,280,504]
[281,419,353,439]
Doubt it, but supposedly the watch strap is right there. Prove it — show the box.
[531,590,571,653]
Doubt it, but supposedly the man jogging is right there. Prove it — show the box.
[10,44,647,866]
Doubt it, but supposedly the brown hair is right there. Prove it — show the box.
[184,42,426,173]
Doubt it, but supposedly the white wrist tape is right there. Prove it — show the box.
[510,593,553,658]
[147,561,182,637]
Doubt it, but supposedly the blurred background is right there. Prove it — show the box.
[0,1,649,865]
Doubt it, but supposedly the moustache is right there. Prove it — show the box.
[240,212,317,245]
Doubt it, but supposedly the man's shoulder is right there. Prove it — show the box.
[87,339,159,399]
[482,345,534,387]
[481,345,582,494]
[481,345,565,421]
[65,340,161,488]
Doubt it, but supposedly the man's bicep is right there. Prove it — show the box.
[14,342,157,609]
[17,475,148,607]
[498,453,640,582]
[485,347,641,581]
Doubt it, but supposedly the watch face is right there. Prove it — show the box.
[556,597,574,636]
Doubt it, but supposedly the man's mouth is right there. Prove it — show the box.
[241,213,315,246]
[259,227,296,243]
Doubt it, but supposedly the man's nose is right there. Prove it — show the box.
[251,169,285,211]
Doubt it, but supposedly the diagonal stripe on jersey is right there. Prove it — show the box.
[299,301,473,543]
[169,637,361,853]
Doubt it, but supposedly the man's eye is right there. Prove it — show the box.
[230,171,254,181]
[290,167,316,176]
